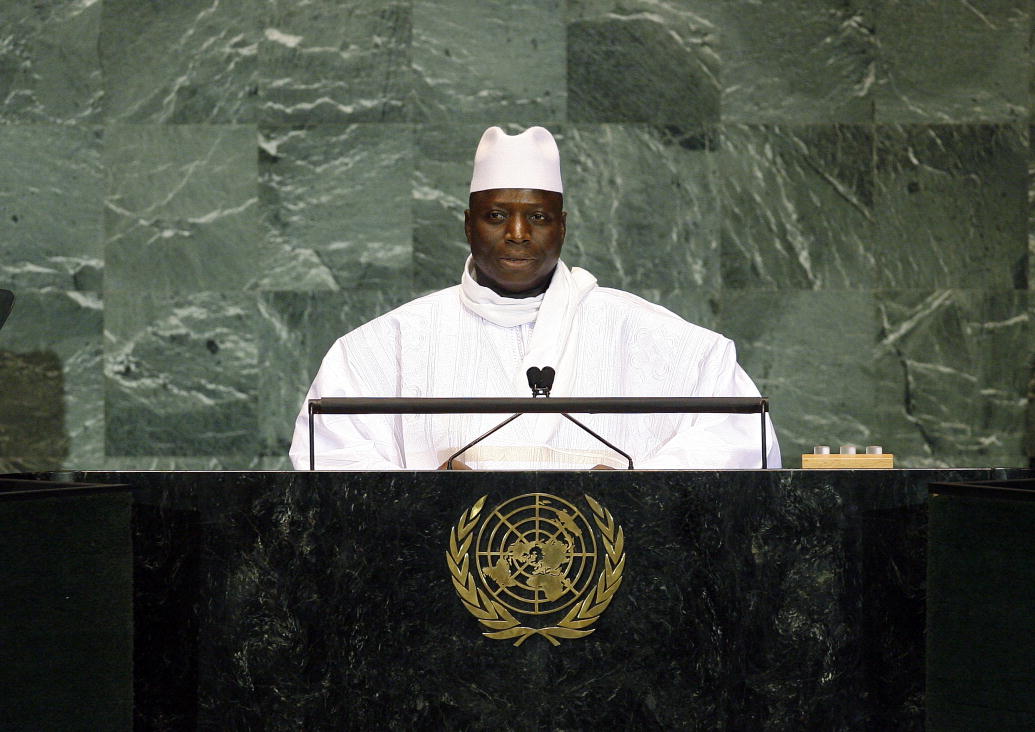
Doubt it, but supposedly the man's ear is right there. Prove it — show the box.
[560,210,566,243]
[464,209,472,244]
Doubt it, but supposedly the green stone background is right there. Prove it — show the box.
[0,0,1032,470]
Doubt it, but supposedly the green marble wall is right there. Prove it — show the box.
[0,0,1032,470]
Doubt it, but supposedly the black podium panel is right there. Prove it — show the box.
[3,468,1031,730]
[0,483,132,731]
[927,479,1035,732]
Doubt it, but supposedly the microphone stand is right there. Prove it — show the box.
[554,414,634,470]
[532,368,634,470]
[444,413,523,470]
[444,367,635,470]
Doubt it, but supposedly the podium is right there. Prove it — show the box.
[2,468,1032,730]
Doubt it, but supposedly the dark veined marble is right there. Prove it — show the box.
[874,0,1029,123]
[104,291,259,457]
[720,124,876,290]
[874,290,1032,468]
[718,290,880,460]
[103,124,260,296]
[412,123,487,295]
[874,124,1027,290]
[5,468,1028,729]
[721,0,876,124]
[258,123,415,292]
[0,291,103,473]
[563,124,721,323]
[720,287,1034,468]
[259,0,412,124]
[0,125,104,292]
[412,0,566,124]
[1030,124,1035,292]
[567,1,719,125]
[100,0,259,124]
[0,0,102,124]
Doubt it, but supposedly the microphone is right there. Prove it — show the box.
[526,366,555,397]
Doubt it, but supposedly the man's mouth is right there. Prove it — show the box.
[499,256,534,266]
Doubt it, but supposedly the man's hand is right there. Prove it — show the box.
[591,464,616,470]
[438,459,472,470]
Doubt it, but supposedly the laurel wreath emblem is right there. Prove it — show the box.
[446,494,626,646]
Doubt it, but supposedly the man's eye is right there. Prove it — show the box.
[530,213,546,222]
[487,211,505,221]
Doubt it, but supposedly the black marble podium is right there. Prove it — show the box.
[2,468,1031,731]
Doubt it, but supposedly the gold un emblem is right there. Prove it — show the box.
[446,493,626,646]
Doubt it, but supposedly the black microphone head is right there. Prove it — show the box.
[526,367,542,390]
[541,367,555,389]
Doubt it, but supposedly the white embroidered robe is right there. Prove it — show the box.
[289,265,781,470]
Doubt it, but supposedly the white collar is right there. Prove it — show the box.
[458,255,598,398]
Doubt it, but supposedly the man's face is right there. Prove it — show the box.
[465,188,566,298]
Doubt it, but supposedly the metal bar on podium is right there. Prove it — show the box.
[307,396,770,470]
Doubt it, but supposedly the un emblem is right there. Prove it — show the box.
[446,493,626,646]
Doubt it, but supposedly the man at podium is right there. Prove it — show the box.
[289,126,780,470]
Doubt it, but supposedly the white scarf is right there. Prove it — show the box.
[458,255,597,398]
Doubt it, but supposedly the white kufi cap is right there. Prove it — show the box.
[469,126,563,194]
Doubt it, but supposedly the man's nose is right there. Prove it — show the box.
[505,215,530,243]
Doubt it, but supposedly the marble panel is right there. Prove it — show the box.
[721,124,877,289]
[874,0,1028,123]
[0,125,103,292]
[259,0,411,124]
[0,290,103,469]
[1030,124,1035,296]
[258,123,413,292]
[0,0,102,124]
[718,291,879,466]
[100,0,258,124]
[104,290,259,456]
[873,124,1027,289]
[411,0,566,124]
[1028,125,1035,462]
[874,290,1031,468]
[1031,8,1035,126]
[720,0,875,124]
[104,125,260,296]
[567,1,718,124]
[412,122,488,294]
[563,124,720,323]
[257,289,415,458]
